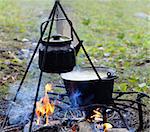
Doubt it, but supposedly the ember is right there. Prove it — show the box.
[90,108,103,122]
[90,108,113,131]
[103,123,113,132]
[35,84,55,125]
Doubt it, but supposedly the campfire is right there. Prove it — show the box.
[89,108,113,132]
[25,83,148,132]
[33,84,116,131]
[1,0,149,132]
[35,84,55,125]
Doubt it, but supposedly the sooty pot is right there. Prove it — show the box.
[39,34,78,73]
[61,67,117,106]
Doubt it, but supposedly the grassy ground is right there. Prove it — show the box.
[64,0,150,95]
[0,0,53,98]
[0,0,150,98]
[0,0,53,40]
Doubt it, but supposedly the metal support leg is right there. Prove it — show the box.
[138,102,143,131]
[103,108,107,123]
[137,94,144,131]
[29,71,43,132]
[29,2,57,130]
[0,1,57,130]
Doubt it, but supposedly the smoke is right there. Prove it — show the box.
[70,90,82,107]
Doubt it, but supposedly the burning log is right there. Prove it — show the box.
[33,120,61,132]
[3,124,23,132]
[24,120,61,132]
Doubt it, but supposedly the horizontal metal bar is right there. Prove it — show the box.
[49,97,70,105]
[113,92,150,98]
[113,99,146,107]
[54,85,65,88]
[113,92,139,94]
[46,18,67,22]
[114,102,139,111]
[47,92,67,97]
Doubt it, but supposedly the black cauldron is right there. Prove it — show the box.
[39,34,79,73]
[61,67,117,106]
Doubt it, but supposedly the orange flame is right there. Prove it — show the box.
[103,123,113,132]
[35,84,55,125]
[89,109,113,131]
[90,108,103,122]
[45,83,53,94]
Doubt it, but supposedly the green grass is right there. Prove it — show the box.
[0,0,53,39]
[0,0,53,98]
[64,0,150,94]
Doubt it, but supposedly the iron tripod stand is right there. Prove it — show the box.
[1,1,102,131]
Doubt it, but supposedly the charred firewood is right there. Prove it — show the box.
[33,124,60,132]
[3,124,23,132]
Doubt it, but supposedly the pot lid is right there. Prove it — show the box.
[48,34,71,43]
[61,67,116,81]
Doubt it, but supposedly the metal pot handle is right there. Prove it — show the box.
[40,20,50,37]
[40,19,74,41]
[68,20,74,41]
[107,72,112,78]
[107,72,118,80]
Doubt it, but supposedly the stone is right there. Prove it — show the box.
[134,12,150,20]
[22,38,29,42]
[78,121,93,132]
[107,128,129,132]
